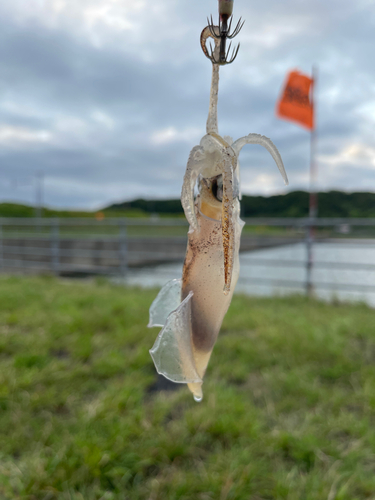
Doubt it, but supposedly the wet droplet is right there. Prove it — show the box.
[194,394,203,403]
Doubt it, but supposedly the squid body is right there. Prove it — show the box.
[148,18,288,402]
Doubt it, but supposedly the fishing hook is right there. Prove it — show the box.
[204,13,245,65]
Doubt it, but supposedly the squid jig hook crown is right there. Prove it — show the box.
[202,0,245,65]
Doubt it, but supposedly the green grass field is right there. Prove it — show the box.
[1,277,375,499]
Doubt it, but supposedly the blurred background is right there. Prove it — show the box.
[2,2,375,498]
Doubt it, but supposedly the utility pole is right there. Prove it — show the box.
[35,171,44,220]
[306,65,318,297]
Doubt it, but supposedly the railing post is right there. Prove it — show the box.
[305,218,314,297]
[51,219,60,276]
[119,220,128,277]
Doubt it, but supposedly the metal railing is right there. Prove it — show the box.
[239,217,375,296]
[0,217,189,276]
[0,217,374,298]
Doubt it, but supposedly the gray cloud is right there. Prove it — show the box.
[0,0,374,209]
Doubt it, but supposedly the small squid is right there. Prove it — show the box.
[148,0,288,402]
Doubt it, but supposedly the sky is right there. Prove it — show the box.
[0,0,375,209]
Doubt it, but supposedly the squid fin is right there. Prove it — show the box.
[148,279,182,328]
[149,291,202,384]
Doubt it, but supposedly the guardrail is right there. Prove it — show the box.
[0,217,374,297]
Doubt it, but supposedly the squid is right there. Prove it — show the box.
[148,0,288,402]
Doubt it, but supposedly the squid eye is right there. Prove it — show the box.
[211,175,223,202]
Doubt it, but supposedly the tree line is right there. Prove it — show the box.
[108,191,375,218]
[1,191,374,218]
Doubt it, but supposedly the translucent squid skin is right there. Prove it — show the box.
[149,11,288,402]
[149,129,286,402]
[181,181,243,400]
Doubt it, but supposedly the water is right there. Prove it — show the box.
[123,241,375,308]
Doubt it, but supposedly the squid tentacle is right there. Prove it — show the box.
[232,133,289,185]
[207,62,220,134]
[200,26,219,60]
[200,26,221,134]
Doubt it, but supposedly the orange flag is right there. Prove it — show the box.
[276,70,314,130]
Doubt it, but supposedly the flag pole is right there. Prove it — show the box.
[306,65,317,297]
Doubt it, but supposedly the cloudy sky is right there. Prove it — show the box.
[0,0,374,209]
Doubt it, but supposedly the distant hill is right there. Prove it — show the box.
[108,198,183,215]
[107,191,375,218]
[0,202,149,218]
[1,191,374,218]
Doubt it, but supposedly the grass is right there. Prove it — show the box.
[0,223,298,241]
[0,277,375,499]
[0,223,339,240]
[1,224,189,240]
